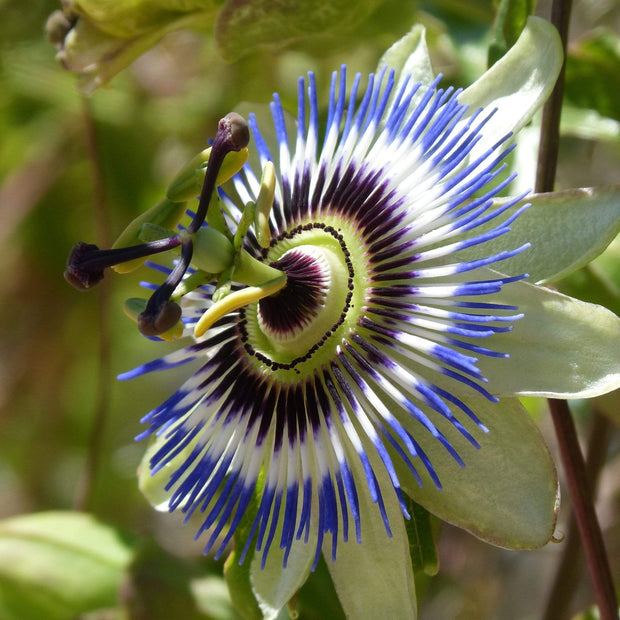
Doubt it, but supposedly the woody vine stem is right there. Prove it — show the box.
[536,0,618,617]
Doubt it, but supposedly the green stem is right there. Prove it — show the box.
[535,0,618,617]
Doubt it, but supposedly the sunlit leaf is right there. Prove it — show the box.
[0,512,134,620]
[215,0,385,62]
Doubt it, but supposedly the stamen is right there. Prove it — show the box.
[194,275,287,338]
[138,238,194,337]
[255,161,276,248]
[64,236,182,290]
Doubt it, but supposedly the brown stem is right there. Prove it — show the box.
[73,98,112,511]
[546,402,617,620]
[535,0,618,617]
[543,411,614,619]
[535,0,572,193]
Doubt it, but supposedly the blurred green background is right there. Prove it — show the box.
[0,0,619,618]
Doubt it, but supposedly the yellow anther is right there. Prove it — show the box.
[254,161,276,249]
[194,274,286,338]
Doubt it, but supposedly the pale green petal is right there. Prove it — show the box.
[250,532,316,620]
[377,24,435,91]
[478,278,620,398]
[396,397,559,549]
[326,451,416,619]
[454,186,620,284]
[459,16,562,156]
[138,433,190,512]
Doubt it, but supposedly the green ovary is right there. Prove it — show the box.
[242,223,370,377]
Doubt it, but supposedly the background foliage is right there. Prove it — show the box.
[0,0,618,617]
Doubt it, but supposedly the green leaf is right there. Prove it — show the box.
[477,276,620,399]
[454,186,620,284]
[0,511,135,620]
[54,3,218,93]
[325,446,417,619]
[67,0,217,38]
[397,397,559,550]
[487,0,537,66]
[404,498,439,576]
[459,16,562,159]
[565,29,620,122]
[215,0,384,62]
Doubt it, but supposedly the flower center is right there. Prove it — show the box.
[240,224,363,371]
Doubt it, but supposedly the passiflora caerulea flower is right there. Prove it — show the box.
[65,17,620,618]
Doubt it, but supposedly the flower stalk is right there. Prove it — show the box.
[536,0,618,617]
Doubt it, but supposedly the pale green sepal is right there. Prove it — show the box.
[478,277,620,399]
[459,17,562,157]
[249,521,317,620]
[455,186,620,284]
[397,397,559,550]
[325,453,417,619]
[138,436,186,512]
[377,24,435,95]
